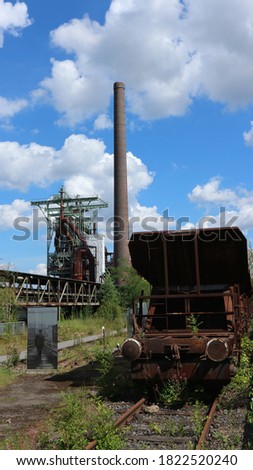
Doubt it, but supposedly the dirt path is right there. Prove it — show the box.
[0,362,99,447]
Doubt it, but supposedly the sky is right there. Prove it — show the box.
[1,0,253,274]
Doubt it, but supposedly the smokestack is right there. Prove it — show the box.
[113,81,129,268]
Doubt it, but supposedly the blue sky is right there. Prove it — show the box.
[1,0,253,274]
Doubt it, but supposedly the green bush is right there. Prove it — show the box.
[0,288,17,322]
[159,379,188,407]
[39,391,124,450]
[111,259,150,308]
[96,274,123,320]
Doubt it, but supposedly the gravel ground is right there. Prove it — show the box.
[0,359,252,450]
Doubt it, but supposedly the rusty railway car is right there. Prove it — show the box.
[121,227,252,384]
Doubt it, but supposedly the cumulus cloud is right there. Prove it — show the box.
[29,263,47,275]
[243,121,253,146]
[94,114,113,131]
[0,133,154,195]
[188,176,237,206]
[33,0,253,125]
[0,0,32,47]
[0,134,160,233]
[0,96,28,119]
[188,176,253,231]
[0,199,31,230]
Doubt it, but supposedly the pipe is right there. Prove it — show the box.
[113,81,129,268]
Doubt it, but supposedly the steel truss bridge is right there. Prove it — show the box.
[0,270,101,308]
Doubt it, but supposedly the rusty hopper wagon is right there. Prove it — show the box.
[121,227,252,383]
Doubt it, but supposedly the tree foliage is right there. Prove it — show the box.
[248,242,253,280]
[96,273,123,320]
[0,288,17,323]
[111,259,150,308]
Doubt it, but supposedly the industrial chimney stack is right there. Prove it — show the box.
[113,82,129,267]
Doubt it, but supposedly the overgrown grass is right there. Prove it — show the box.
[0,330,27,355]
[220,336,253,409]
[0,366,15,387]
[0,316,125,355]
[93,345,143,401]
[2,390,125,450]
[37,390,124,450]
[57,315,125,342]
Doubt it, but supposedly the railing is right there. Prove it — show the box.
[0,321,25,336]
[0,270,101,307]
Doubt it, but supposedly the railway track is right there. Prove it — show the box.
[85,393,221,450]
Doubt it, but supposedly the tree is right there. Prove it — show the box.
[111,259,150,308]
[248,242,253,280]
[0,288,17,323]
[0,265,17,323]
[96,273,123,320]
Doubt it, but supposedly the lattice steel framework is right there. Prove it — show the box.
[31,187,108,281]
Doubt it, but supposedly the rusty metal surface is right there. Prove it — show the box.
[131,359,232,382]
[124,227,252,383]
[129,227,252,295]
[196,395,220,449]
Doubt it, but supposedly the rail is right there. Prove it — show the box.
[196,394,220,449]
[0,270,101,307]
[85,398,146,450]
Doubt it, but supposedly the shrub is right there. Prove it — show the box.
[111,259,150,308]
[96,274,123,320]
[39,391,124,450]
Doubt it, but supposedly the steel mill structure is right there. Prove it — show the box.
[121,227,252,384]
[0,81,129,310]
[31,187,108,283]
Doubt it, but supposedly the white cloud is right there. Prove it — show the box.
[0,133,155,198]
[94,114,113,131]
[0,140,56,190]
[243,121,253,146]
[33,0,253,125]
[188,176,253,232]
[35,59,111,126]
[188,176,237,206]
[0,134,159,233]
[0,0,32,47]
[29,263,47,275]
[0,96,28,119]
[0,199,30,230]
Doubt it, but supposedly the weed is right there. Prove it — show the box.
[93,346,140,400]
[4,347,20,369]
[159,379,188,407]
[211,430,230,449]
[165,417,185,437]
[149,423,162,435]
[38,390,124,450]
[190,400,207,438]
[94,347,114,376]
[187,314,203,334]
[0,366,14,387]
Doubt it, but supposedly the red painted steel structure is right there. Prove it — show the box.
[121,227,252,383]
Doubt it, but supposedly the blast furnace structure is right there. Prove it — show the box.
[31,187,108,283]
